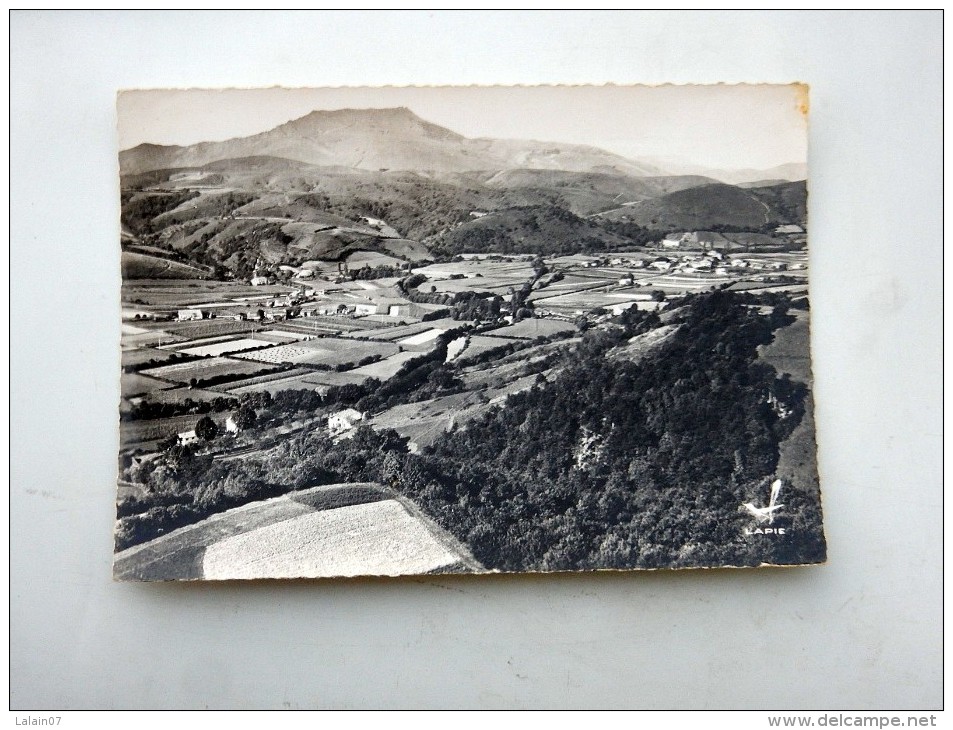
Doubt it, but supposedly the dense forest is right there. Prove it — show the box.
[116,291,825,569]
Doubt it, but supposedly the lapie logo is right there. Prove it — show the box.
[743,479,787,535]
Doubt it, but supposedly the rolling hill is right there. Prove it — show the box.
[431,204,635,257]
[596,181,806,230]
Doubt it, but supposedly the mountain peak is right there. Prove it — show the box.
[120,107,663,177]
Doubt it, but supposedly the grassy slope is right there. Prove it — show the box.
[757,312,821,503]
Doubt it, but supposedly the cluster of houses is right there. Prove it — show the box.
[645,250,730,275]
[175,281,438,324]
[641,250,801,277]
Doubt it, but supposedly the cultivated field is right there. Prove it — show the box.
[122,280,293,307]
[141,357,280,385]
[121,372,169,397]
[235,338,399,367]
[347,351,422,380]
[143,386,237,405]
[176,337,276,358]
[224,372,330,396]
[454,335,518,363]
[202,500,465,579]
[119,413,215,448]
[113,483,478,580]
[344,318,464,342]
[398,328,446,346]
[121,347,183,370]
[483,318,576,339]
[120,329,184,349]
[256,329,311,343]
[159,319,265,340]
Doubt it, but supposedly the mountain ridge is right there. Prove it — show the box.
[120,107,667,177]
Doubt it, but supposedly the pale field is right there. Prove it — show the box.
[347,351,421,380]
[415,276,524,295]
[157,333,246,351]
[255,330,311,343]
[413,260,535,279]
[483,319,576,339]
[176,338,276,358]
[445,336,468,362]
[201,500,462,579]
[236,338,398,366]
[398,328,445,346]
[455,335,519,362]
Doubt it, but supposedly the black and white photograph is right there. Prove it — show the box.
[112,84,825,581]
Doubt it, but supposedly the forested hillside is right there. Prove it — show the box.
[117,291,824,569]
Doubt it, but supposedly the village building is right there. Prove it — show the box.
[177,430,199,445]
[649,258,673,271]
[775,224,804,235]
[250,276,271,286]
[685,231,727,250]
[327,408,364,437]
[177,309,205,321]
[225,416,240,436]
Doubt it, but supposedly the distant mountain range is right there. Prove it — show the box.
[120,107,805,185]
[640,156,807,186]
[120,107,665,178]
[119,108,807,277]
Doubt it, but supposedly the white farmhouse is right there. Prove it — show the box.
[177,430,199,445]
[328,408,365,437]
[775,224,804,235]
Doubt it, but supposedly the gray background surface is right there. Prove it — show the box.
[10,11,942,709]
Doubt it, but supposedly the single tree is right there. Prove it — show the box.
[234,404,257,431]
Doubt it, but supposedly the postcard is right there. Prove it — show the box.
[113,84,824,580]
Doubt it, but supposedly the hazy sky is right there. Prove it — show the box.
[118,84,807,171]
